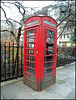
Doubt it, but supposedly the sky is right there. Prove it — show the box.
[22,1,55,9]
[1,1,55,21]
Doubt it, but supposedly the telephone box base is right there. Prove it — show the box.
[23,78,38,91]
[23,76,56,91]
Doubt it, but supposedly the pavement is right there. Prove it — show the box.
[1,62,75,99]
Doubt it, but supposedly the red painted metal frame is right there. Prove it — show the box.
[23,15,57,90]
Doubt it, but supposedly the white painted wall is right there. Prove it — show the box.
[67,43,71,47]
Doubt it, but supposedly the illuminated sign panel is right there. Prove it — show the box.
[43,20,55,27]
[26,20,39,26]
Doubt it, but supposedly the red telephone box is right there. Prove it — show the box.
[23,15,57,91]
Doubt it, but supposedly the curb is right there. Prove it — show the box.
[56,62,75,70]
[1,77,23,87]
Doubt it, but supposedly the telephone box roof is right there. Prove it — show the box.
[25,15,57,24]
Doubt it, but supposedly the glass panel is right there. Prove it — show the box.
[27,56,33,61]
[46,56,53,61]
[46,62,52,68]
[27,30,34,36]
[47,37,53,42]
[27,68,33,74]
[47,30,53,36]
[47,43,53,49]
[47,50,53,55]
[27,49,34,55]
[27,62,33,68]
[27,36,34,42]
[46,68,52,74]
[27,43,34,48]
[45,74,52,81]
[27,74,33,80]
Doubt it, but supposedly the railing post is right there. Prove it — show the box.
[12,42,14,77]
[21,46,22,75]
[0,35,1,82]
[5,42,6,79]
[17,42,19,77]
[9,42,10,78]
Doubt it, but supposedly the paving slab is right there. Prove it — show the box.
[56,74,68,81]
[14,80,35,94]
[66,89,75,99]
[1,62,75,99]
[46,83,73,98]
[14,93,36,99]
[61,82,75,89]
[56,70,67,75]
[58,68,73,73]
[64,77,75,85]
[1,83,27,99]
[67,73,75,79]
[67,66,75,71]
[31,87,66,99]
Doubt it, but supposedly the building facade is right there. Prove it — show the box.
[57,34,71,47]
[47,6,74,47]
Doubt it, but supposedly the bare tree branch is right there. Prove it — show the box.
[2,2,11,8]
[1,30,17,41]
[8,18,21,25]
[57,13,73,27]
[57,22,68,39]
[0,6,14,28]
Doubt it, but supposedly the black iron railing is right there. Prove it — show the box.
[1,42,75,81]
[1,42,23,82]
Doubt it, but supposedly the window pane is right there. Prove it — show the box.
[27,68,33,74]
[27,62,33,68]
[27,30,34,36]
[27,56,33,61]
[47,50,53,55]
[46,68,52,74]
[64,34,65,38]
[46,62,52,68]
[47,43,53,49]
[27,49,34,55]
[46,56,53,61]
[27,43,34,48]
[27,36,34,42]
[47,30,53,36]
[44,50,53,55]
[45,74,52,81]
[47,37,53,42]
[27,74,33,80]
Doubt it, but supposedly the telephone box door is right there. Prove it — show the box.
[40,26,57,90]
[23,26,39,90]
